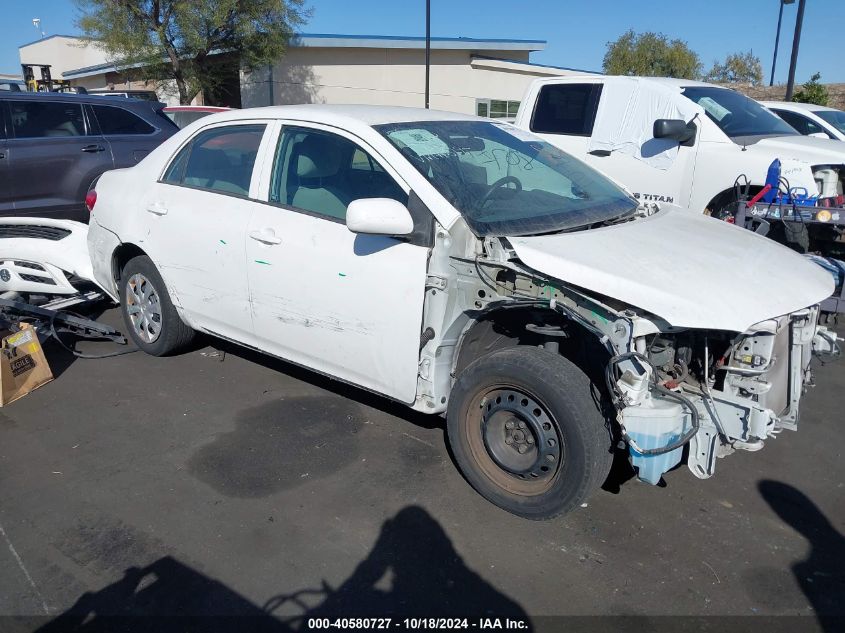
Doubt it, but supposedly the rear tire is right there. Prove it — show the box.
[119,255,194,356]
[447,347,613,520]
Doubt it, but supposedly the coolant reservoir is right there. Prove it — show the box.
[622,396,689,485]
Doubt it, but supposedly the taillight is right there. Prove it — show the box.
[85,190,97,212]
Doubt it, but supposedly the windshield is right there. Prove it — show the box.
[815,110,845,135]
[682,86,798,139]
[376,120,637,236]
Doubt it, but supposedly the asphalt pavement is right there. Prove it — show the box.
[0,307,842,631]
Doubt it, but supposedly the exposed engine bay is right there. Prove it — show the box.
[416,211,841,486]
[610,311,832,483]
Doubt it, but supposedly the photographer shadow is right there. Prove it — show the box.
[266,505,529,623]
[36,506,529,631]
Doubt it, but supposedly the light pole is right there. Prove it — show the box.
[32,18,45,39]
[784,0,806,101]
[424,0,430,109]
[770,0,795,86]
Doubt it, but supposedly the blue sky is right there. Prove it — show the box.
[3,0,844,84]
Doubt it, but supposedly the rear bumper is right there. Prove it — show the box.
[86,218,121,301]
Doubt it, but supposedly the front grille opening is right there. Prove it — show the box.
[0,225,71,241]
[13,261,46,271]
[18,273,56,285]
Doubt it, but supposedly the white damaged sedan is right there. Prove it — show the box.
[78,105,837,518]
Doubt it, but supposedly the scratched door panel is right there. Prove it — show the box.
[141,182,256,340]
[245,205,427,404]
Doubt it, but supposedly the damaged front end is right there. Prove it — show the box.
[0,218,97,296]
[450,224,840,487]
[611,309,840,484]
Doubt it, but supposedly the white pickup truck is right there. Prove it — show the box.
[513,76,845,225]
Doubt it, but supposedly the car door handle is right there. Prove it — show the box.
[146,202,168,216]
[81,144,106,153]
[249,229,281,245]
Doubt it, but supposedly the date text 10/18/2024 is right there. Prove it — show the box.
[307,618,530,630]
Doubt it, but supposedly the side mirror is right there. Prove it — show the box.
[346,198,414,236]
[653,119,697,146]
[808,132,830,140]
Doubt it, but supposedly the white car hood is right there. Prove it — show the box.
[749,135,845,166]
[509,207,833,333]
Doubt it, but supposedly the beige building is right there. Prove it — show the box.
[19,33,596,115]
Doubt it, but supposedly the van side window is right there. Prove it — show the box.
[530,84,603,136]
[9,101,86,138]
[92,105,155,135]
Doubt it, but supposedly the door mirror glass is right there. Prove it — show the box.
[346,198,413,236]
[653,119,696,145]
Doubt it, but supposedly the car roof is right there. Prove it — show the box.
[759,100,840,113]
[163,106,230,112]
[200,104,478,128]
[637,77,714,88]
[529,75,718,89]
[0,91,164,109]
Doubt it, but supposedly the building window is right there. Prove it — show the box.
[476,99,520,120]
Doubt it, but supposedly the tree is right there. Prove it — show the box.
[793,72,830,106]
[705,51,763,85]
[602,30,702,79]
[75,0,309,105]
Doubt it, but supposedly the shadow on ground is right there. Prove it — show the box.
[758,480,845,632]
[34,506,528,632]
[206,337,444,432]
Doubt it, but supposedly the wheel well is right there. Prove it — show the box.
[453,306,610,384]
[112,243,148,286]
[706,185,764,217]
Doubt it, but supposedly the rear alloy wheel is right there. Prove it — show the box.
[119,255,194,356]
[447,347,613,519]
[125,272,163,344]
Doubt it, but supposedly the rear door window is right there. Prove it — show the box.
[92,105,155,135]
[163,124,266,197]
[530,84,602,136]
[9,101,86,138]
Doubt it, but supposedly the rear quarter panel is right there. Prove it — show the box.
[89,124,194,287]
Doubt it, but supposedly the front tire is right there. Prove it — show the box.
[119,255,194,356]
[447,347,613,520]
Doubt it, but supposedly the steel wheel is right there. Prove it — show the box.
[465,385,564,496]
[125,273,162,344]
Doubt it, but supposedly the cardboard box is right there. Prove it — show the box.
[0,323,53,406]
